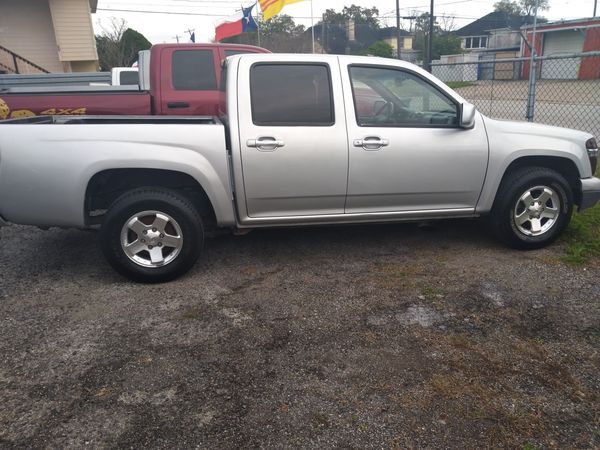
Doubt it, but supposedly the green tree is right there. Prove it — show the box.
[120,29,151,65]
[221,15,306,53]
[413,13,462,60]
[493,0,549,15]
[493,0,522,15]
[319,5,382,55]
[96,18,151,70]
[366,41,394,58]
[322,5,380,28]
[432,33,462,59]
[257,14,305,36]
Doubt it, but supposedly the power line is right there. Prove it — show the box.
[97,7,325,19]
[97,7,231,16]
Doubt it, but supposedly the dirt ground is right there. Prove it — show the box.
[0,220,599,449]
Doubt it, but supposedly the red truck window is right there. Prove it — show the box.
[172,50,217,91]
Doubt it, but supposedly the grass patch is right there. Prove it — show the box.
[561,167,600,265]
[446,81,475,89]
[180,309,202,320]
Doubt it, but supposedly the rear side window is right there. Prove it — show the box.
[250,64,334,126]
[172,50,217,91]
[119,71,138,85]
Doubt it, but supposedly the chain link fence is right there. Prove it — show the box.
[226,20,600,137]
[432,52,600,138]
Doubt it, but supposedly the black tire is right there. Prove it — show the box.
[490,167,573,249]
[100,188,204,283]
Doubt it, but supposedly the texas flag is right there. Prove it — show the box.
[215,5,258,42]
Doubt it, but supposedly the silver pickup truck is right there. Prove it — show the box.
[1,54,599,282]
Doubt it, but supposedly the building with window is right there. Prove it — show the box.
[455,11,534,54]
[0,0,98,74]
[521,17,600,80]
[379,27,418,62]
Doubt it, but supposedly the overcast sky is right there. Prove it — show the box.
[94,0,597,44]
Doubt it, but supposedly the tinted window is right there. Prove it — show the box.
[250,64,334,126]
[119,71,139,85]
[349,66,458,127]
[172,50,217,90]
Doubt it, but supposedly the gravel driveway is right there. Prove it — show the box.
[1,221,599,449]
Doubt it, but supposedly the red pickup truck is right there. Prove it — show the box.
[0,43,268,120]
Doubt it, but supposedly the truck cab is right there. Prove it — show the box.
[148,43,269,116]
[0,43,269,120]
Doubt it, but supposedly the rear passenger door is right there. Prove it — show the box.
[236,58,349,218]
[159,47,221,116]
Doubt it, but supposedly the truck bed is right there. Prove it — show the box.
[2,115,218,125]
[0,85,139,94]
[0,115,234,228]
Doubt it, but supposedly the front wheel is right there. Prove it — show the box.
[490,167,573,249]
[100,188,204,282]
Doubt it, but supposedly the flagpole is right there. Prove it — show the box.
[311,0,315,53]
[257,4,261,47]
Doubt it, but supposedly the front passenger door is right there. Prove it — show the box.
[343,64,489,213]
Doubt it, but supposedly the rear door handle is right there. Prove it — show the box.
[353,136,389,151]
[246,137,285,151]
[167,101,190,109]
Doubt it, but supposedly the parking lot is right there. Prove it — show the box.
[453,80,600,138]
[1,220,599,448]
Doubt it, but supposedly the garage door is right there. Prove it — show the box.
[540,30,585,79]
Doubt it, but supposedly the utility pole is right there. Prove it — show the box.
[321,13,326,54]
[526,0,540,122]
[396,0,402,59]
[594,0,598,17]
[427,0,434,72]
[311,0,315,53]
[172,34,181,43]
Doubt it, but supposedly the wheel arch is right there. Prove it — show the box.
[478,155,582,212]
[85,168,218,228]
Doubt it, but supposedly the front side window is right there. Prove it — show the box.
[172,50,217,91]
[349,66,458,127]
[250,64,334,126]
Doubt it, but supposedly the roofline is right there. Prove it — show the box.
[521,16,600,29]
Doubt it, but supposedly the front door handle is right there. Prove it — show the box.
[167,101,190,109]
[246,137,285,151]
[353,136,389,151]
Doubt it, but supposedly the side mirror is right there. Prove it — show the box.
[460,103,476,129]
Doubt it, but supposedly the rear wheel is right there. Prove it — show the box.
[490,167,573,249]
[100,188,203,282]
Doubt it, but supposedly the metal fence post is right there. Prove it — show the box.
[526,0,540,122]
[526,57,538,122]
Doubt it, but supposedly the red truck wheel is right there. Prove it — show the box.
[100,188,204,282]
